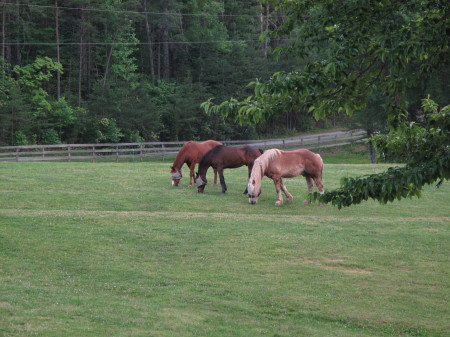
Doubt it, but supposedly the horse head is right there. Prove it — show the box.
[247,179,262,204]
[195,172,207,193]
[171,166,182,186]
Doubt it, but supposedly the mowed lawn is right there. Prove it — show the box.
[0,155,449,337]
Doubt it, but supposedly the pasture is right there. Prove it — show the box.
[0,153,449,337]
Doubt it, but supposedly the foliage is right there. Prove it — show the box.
[311,98,450,208]
[203,0,449,124]
[12,131,30,146]
[96,118,124,143]
[13,57,63,115]
[0,1,297,145]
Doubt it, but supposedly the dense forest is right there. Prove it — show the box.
[0,0,448,146]
[0,0,296,145]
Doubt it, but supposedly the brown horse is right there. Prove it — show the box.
[247,148,324,206]
[171,140,222,186]
[196,145,264,195]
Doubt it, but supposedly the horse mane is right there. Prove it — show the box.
[250,148,282,183]
[197,145,223,176]
[172,141,192,169]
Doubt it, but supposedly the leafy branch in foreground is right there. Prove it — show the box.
[310,99,450,208]
[201,0,449,124]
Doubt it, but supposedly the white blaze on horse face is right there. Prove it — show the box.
[248,179,259,204]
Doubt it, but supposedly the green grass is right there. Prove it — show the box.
[0,150,449,337]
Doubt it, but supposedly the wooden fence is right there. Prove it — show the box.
[0,129,367,162]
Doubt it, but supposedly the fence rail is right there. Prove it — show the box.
[0,129,367,162]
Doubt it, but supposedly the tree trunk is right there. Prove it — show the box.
[103,34,115,85]
[78,8,84,106]
[55,0,61,99]
[259,3,268,58]
[1,1,5,62]
[368,140,377,164]
[142,0,155,82]
[87,38,92,96]
[161,2,170,80]
[265,5,269,58]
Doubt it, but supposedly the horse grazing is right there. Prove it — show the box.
[247,148,324,206]
[170,140,222,186]
[196,145,264,195]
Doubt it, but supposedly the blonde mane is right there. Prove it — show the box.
[248,149,282,193]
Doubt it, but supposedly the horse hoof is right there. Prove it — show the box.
[220,193,226,196]
[275,201,283,206]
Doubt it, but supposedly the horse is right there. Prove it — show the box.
[170,140,222,186]
[195,145,264,195]
[247,148,324,206]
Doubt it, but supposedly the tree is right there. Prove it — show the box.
[202,0,450,206]
[313,97,450,208]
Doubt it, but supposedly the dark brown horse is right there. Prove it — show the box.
[195,145,264,195]
[247,148,324,206]
[171,140,222,186]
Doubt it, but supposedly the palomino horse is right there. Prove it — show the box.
[247,148,324,206]
[171,140,222,186]
[196,145,263,195]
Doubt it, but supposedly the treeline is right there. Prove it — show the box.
[2,1,448,147]
[0,0,302,146]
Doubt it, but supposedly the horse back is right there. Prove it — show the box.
[185,140,222,161]
[267,149,322,178]
[290,149,323,177]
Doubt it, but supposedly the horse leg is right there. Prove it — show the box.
[280,178,294,203]
[273,178,284,206]
[189,162,196,186]
[303,175,314,205]
[219,169,227,195]
[213,168,218,185]
[242,166,252,195]
[313,176,326,206]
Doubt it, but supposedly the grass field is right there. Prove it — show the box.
[0,149,449,337]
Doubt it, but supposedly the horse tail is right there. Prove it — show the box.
[317,153,324,179]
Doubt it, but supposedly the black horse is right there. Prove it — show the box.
[195,145,263,195]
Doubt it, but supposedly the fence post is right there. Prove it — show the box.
[317,136,321,149]
[116,145,119,162]
[162,144,165,160]
[68,145,71,162]
[140,144,143,161]
[92,146,96,163]
[16,148,19,162]
[282,139,285,149]
[42,146,45,160]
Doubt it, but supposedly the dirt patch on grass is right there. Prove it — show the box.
[0,302,13,309]
[1,209,449,224]
[293,258,374,275]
